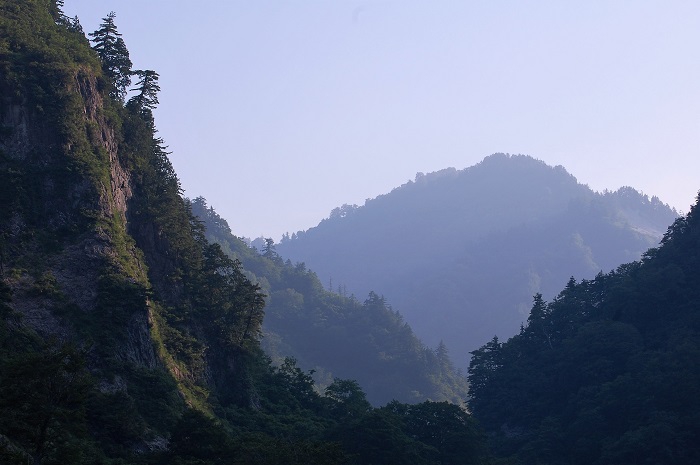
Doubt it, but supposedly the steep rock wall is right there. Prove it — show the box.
[0,67,157,369]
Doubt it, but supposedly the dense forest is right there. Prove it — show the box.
[190,197,468,406]
[468,194,700,463]
[278,155,677,368]
[0,2,490,463]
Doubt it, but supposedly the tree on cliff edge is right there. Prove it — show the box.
[128,70,160,113]
[89,11,132,101]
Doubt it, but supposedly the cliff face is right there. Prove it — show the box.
[1,59,160,362]
[0,10,271,462]
[0,4,533,464]
[77,70,134,222]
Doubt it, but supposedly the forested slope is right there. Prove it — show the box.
[468,193,700,464]
[191,197,469,406]
[0,2,490,464]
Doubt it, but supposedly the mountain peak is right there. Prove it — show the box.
[278,155,677,369]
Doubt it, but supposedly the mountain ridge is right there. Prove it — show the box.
[278,154,677,367]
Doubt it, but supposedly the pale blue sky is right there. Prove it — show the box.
[66,1,700,240]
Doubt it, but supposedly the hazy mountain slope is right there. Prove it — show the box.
[468,192,700,464]
[191,197,469,406]
[278,154,677,367]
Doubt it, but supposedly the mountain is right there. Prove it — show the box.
[277,154,678,368]
[467,192,700,463]
[0,3,490,464]
[191,197,469,406]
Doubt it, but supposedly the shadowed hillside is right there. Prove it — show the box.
[468,192,700,463]
[191,197,470,406]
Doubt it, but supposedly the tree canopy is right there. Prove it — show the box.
[468,193,700,464]
[88,11,132,101]
[127,69,160,112]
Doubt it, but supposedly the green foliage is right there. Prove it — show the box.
[211,355,490,465]
[127,69,160,115]
[94,272,149,356]
[88,12,132,101]
[468,194,700,463]
[87,390,146,455]
[162,408,347,465]
[123,365,183,433]
[328,400,489,465]
[325,378,372,419]
[164,410,237,464]
[0,343,98,465]
[194,242,266,348]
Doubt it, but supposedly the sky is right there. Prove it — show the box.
[66,1,700,240]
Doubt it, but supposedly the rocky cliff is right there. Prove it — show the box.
[0,3,264,461]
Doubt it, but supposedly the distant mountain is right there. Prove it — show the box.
[190,198,469,406]
[277,154,678,368]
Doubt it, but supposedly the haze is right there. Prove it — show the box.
[66,1,700,240]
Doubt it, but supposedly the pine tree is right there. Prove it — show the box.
[89,12,132,101]
[49,0,66,23]
[128,70,161,112]
[526,293,554,348]
[436,340,452,372]
[262,238,281,264]
[68,16,83,34]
